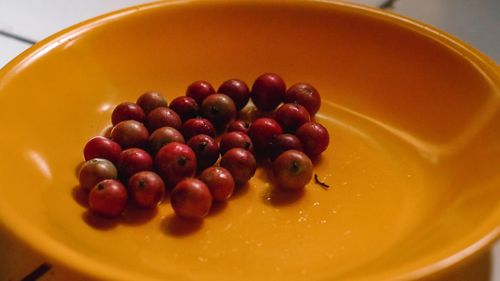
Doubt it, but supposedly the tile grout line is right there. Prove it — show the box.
[0,30,36,45]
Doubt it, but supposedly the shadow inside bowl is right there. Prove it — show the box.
[81,210,119,231]
[160,214,203,237]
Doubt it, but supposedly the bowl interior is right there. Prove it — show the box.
[0,1,499,281]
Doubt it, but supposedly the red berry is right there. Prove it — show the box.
[187,134,219,170]
[296,122,329,158]
[110,120,149,149]
[182,118,216,140]
[111,102,145,126]
[272,150,313,190]
[171,178,212,220]
[146,107,182,132]
[79,158,117,192]
[169,96,199,122]
[136,92,168,114]
[269,134,303,160]
[218,79,250,110]
[247,117,283,153]
[155,142,197,186]
[149,127,185,155]
[89,179,128,217]
[274,103,311,133]
[285,83,321,116]
[128,171,165,209]
[219,131,253,155]
[186,80,215,105]
[251,73,286,111]
[227,120,250,134]
[200,94,237,130]
[220,148,256,185]
[199,167,235,202]
[118,148,153,179]
[83,136,122,164]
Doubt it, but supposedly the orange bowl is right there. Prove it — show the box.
[0,1,499,280]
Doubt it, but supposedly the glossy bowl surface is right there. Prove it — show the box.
[0,1,499,280]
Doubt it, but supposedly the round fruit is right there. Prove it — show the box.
[128,171,165,209]
[200,93,237,129]
[247,117,283,152]
[83,136,122,164]
[89,179,128,217]
[285,83,321,115]
[149,126,185,155]
[186,80,215,105]
[118,148,153,179]
[187,134,219,170]
[171,178,212,220]
[110,120,149,149]
[79,158,118,192]
[169,96,199,121]
[199,167,235,202]
[111,102,145,126]
[182,118,216,140]
[220,148,256,185]
[155,142,197,186]
[146,107,182,132]
[251,73,286,111]
[296,122,330,158]
[218,79,250,110]
[219,131,253,155]
[269,134,303,160]
[272,150,313,190]
[227,120,250,134]
[274,103,311,133]
[136,91,168,114]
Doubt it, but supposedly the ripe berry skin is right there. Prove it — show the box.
[182,118,216,141]
[146,107,182,132]
[227,120,250,134]
[274,103,311,133]
[79,158,118,192]
[148,126,185,155]
[199,167,235,202]
[136,91,168,115]
[200,94,237,130]
[296,122,330,158]
[186,80,215,105]
[219,131,253,155]
[285,83,321,116]
[111,102,146,126]
[187,134,219,171]
[169,96,199,122]
[272,150,313,190]
[110,120,149,149]
[128,171,165,209]
[83,136,122,164]
[155,142,197,187]
[171,178,212,220]
[220,148,257,186]
[251,73,286,111]
[117,148,153,180]
[218,79,250,110]
[269,133,303,160]
[89,179,128,218]
[247,117,283,153]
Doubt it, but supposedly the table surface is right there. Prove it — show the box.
[0,0,498,280]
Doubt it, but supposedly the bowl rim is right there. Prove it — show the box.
[0,1,499,280]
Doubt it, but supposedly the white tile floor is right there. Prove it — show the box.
[0,0,498,280]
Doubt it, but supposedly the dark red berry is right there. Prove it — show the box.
[272,150,313,190]
[182,118,216,140]
[79,158,118,192]
[146,107,182,132]
[269,134,303,160]
[110,120,149,149]
[296,122,329,158]
[247,117,283,152]
[187,134,219,170]
[171,178,212,220]
[219,131,253,155]
[136,91,168,114]
[169,96,199,122]
[285,83,321,115]
[220,148,257,185]
[199,167,235,202]
[251,73,286,111]
[89,179,128,217]
[111,102,145,126]
[274,103,311,133]
[149,126,185,155]
[186,80,215,105]
[218,79,250,110]
[128,171,165,209]
[118,148,153,180]
[200,94,237,130]
[155,142,197,186]
[83,136,122,164]
[227,120,250,134]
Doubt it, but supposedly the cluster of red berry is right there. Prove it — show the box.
[78,73,329,220]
